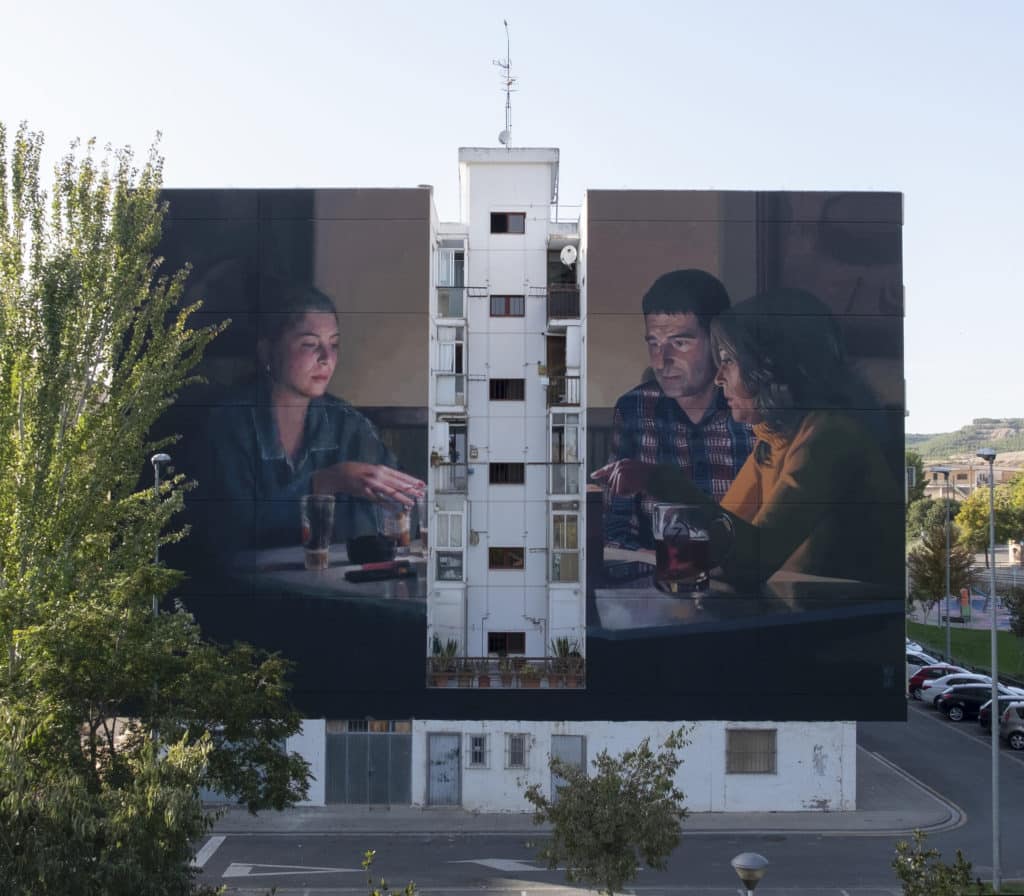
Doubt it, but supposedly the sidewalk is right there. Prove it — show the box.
[211,746,959,838]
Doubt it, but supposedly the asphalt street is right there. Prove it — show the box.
[196,702,1024,895]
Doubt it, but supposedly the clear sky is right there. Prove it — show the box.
[4,0,1021,434]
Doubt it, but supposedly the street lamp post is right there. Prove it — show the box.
[929,466,953,659]
[976,447,1000,893]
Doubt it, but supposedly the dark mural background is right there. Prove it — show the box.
[156,188,906,722]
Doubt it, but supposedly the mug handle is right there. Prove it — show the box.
[709,512,735,567]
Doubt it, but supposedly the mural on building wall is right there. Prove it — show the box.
[157,190,431,714]
[585,191,906,720]
[158,188,905,722]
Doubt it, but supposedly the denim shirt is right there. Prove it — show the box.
[193,382,396,554]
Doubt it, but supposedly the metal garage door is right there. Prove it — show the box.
[325,731,412,805]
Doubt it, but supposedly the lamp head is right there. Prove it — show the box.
[151,453,172,466]
[976,448,996,464]
[928,465,952,480]
[731,852,769,891]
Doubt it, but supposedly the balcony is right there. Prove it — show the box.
[436,285,464,318]
[435,462,468,493]
[549,463,581,496]
[435,374,465,408]
[547,285,580,322]
[547,375,581,407]
[426,655,585,689]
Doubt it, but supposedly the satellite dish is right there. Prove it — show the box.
[559,245,578,266]
[498,129,511,146]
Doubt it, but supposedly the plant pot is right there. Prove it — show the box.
[432,673,450,688]
[478,674,491,688]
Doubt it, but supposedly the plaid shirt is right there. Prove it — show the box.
[603,381,753,549]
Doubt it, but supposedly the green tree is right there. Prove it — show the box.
[906,497,960,550]
[1004,585,1024,639]
[523,728,689,896]
[956,482,1024,564]
[907,523,974,620]
[905,450,927,503]
[891,830,976,896]
[0,124,309,894]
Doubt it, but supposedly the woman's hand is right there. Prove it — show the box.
[590,459,655,496]
[313,462,426,508]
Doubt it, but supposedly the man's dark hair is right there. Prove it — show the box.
[640,269,730,330]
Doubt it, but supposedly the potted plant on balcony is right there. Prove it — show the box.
[549,637,581,687]
[518,661,542,689]
[456,657,474,688]
[430,635,459,687]
[476,657,492,689]
[498,656,514,688]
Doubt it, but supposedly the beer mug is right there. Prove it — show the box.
[652,503,733,595]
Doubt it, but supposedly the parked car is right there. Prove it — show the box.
[979,692,1024,729]
[937,683,1022,722]
[907,649,940,682]
[908,664,967,700]
[906,638,925,653]
[1000,702,1024,751]
[920,673,990,707]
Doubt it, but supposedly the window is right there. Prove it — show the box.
[487,631,526,655]
[489,462,525,484]
[489,547,525,569]
[435,509,465,581]
[550,412,580,494]
[467,734,489,768]
[490,295,525,317]
[489,378,525,401]
[551,511,579,582]
[436,325,465,405]
[505,733,528,768]
[726,729,777,774]
[490,212,525,234]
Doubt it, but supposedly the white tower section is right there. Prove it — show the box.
[428,147,583,670]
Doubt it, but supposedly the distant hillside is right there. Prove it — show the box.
[907,418,1024,459]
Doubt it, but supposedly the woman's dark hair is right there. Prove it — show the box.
[710,287,873,461]
[258,282,339,350]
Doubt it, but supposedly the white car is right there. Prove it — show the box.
[920,672,991,706]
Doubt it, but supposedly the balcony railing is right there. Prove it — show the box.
[426,655,585,689]
[548,285,580,320]
[435,462,468,493]
[547,375,581,407]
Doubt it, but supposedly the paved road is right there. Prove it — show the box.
[197,703,1024,895]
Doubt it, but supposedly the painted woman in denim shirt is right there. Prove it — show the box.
[198,285,425,554]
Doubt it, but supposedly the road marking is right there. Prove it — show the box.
[193,835,225,869]
[223,862,362,878]
[450,858,546,872]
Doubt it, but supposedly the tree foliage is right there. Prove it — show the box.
[523,728,689,896]
[956,478,1024,563]
[1004,586,1024,640]
[0,123,309,894]
[905,450,927,503]
[891,830,977,896]
[907,523,974,619]
[906,497,960,550]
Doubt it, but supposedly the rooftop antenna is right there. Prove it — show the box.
[493,19,516,147]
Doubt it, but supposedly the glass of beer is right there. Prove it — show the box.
[652,503,731,595]
[301,494,335,571]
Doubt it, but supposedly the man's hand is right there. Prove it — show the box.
[313,462,426,507]
[590,459,655,496]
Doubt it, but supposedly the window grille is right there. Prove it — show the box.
[505,733,528,768]
[726,729,777,774]
[489,462,525,484]
[489,378,525,401]
[467,734,489,768]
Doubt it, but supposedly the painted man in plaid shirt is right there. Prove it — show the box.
[595,269,754,549]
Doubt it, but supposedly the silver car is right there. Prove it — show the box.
[1000,701,1024,751]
